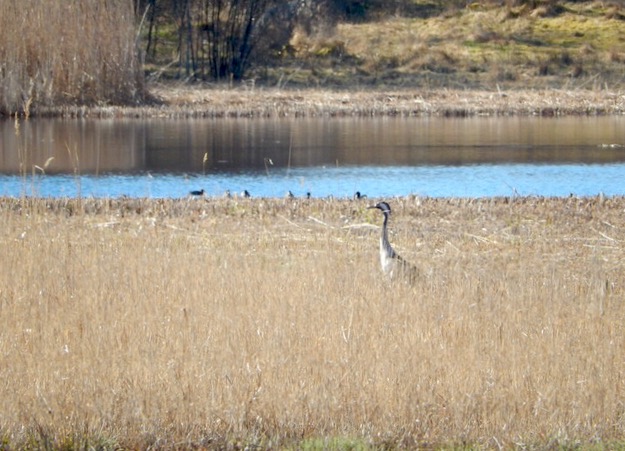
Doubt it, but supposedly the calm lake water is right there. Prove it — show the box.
[1,116,624,198]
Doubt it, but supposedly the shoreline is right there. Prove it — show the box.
[1,194,620,213]
[29,85,625,119]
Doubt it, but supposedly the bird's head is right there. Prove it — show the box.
[368,201,391,215]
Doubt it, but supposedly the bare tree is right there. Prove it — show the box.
[201,0,277,80]
[139,0,323,82]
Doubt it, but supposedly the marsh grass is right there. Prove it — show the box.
[1,196,625,448]
[0,0,144,115]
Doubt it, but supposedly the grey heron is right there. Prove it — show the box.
[369,201,418,283]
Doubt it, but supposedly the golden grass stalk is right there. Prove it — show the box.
[1,196,624,448]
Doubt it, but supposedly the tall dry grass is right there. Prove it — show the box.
[0,0,144,116]
[1,196,625,448]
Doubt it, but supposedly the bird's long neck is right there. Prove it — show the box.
[380,212,396,259]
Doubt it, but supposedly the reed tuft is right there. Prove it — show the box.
[0,0,144,116]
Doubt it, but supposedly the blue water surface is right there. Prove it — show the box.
[2,163,623,199]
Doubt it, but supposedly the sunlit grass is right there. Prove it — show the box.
[324,1,625,88]
[1,196,625,448]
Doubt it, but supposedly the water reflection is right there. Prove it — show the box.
[0,116,624,197]
[2,116,625,174]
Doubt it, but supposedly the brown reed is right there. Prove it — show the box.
[1,195,624,449]
[0,0,143,116]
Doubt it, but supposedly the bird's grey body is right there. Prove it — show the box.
[369,201,418,282]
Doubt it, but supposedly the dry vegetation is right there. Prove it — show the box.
[146,85,625,118]
[283,0,625,90]
[3,1,625,118]
[37,85,625,118]
[0,0,144,116]
[2,196,625,449]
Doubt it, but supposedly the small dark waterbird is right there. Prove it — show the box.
[190,189,205,196]
[354,191,367,200]
[368,201,418,283]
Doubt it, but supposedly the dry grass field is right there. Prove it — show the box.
[1,195,625,449]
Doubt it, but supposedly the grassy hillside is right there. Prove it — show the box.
[263,1,625,89]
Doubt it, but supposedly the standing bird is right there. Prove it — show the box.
[368,201,418,283]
